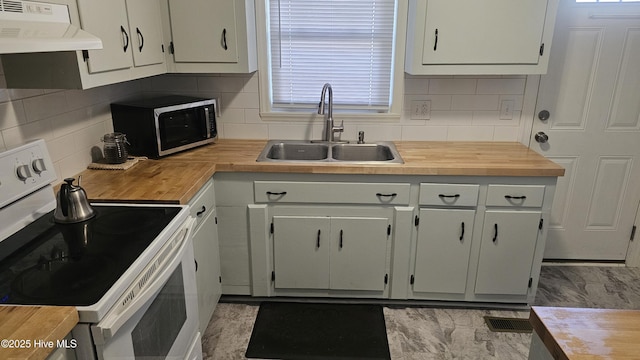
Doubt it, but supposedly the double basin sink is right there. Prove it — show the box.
[256,140,404,164]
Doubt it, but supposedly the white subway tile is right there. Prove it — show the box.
[268,124,312,140]
[401,125,448,141]
[57,151,92,180]
[244,108,263,123]
[243,73,260,93]
[219,108,245,123]
[47,134,77,162]
[8,88,45,100]
[493,126,521,141]
[404,77,429,95]
[22,92,68,122]
[149,74,198,92]
[428,79,476,95]
[347,125,402,141]
[75,121,107,151]
[472,111,520,126]
[477,78,526,95]
[222,92,260,109]
[428,110,473,125]
[451,95,500,111]
[0,100,27,130]
[222,123,268,139]
[2,118,54,148]
[447,126,494,141]
[403,95,451,111]
[198,75,244,93]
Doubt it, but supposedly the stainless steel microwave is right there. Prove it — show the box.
[111,95,218,158]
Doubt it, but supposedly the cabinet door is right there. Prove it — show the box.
[77,0,133,73]
[329,217,389,291]
[192,210,222,334]
[413,208,475,294]
[475,210,541,296]
[421,0,547,65]
[125,0,165,67]
[273,216,330,289]
[168,0,239,63]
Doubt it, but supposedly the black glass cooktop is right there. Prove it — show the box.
[0,206,180,306]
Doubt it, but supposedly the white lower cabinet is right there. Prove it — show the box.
[413,208,475,295]
[475,210,541,296]
[212,172,557,305]
[272,215,390,292]
[189,180,222,334]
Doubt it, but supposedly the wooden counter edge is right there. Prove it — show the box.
[0,306,78,360]
[529,307,571,360]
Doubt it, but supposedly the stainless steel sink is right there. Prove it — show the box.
[264,142,329,161]
[331,144,395,161]
[256,140,403,164]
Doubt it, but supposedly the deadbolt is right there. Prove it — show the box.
[535,132,549,144]
[538,110,550,121]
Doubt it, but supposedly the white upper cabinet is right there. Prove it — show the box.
[163,0,257,73]
[405,0,560,75]
[77,0,132,73]
[1,0,166,89]
[78,0,165,72]
[126,0,165,67]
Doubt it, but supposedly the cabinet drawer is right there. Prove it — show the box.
[254,181,410,205]
[419,183,479,206]
[189,180,215,229]
[486,185,545,208]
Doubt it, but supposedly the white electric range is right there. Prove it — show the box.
[0,139,202,360]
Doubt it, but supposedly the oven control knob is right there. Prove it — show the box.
[16,164,33,181]
[32,158,47,174]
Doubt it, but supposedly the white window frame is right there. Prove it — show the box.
[255,0,407,123]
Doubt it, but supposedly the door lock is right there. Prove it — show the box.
[538,110,550,121]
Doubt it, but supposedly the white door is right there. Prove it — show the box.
[329,217,389,291]
[125,0,165,67]
[531,0,640,260]
[77,0,133,73]
[272,216,330,289]
[413,208,475,294]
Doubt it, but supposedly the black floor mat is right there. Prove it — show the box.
[245,302,391,360]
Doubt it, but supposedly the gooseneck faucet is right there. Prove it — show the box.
[318,83,343,142]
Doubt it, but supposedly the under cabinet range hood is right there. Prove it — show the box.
[0,0,102,54]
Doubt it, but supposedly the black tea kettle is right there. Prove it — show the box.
[54,176,96,224]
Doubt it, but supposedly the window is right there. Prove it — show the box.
[267,0,397,112]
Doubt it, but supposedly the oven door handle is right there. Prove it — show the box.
[91,216,197,345]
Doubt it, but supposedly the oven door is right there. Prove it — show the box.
[90,217,202,360]
[154,101,217,157]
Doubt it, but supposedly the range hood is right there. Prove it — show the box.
[0,0,102,54]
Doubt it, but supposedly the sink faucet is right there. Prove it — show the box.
[318,83,343,142]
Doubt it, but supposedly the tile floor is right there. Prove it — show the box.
[201,265,640,359]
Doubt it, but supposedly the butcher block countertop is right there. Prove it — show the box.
[0,306,78,360]
[75,139,564,204]
[530,306,640,360]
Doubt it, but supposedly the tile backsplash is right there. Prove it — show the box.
[1,65,533,181]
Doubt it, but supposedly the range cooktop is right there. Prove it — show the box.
[0,205,180,306]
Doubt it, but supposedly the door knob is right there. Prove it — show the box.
[535,132,549,144]
[538,110,550,121]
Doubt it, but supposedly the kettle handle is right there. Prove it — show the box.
[60,178,75,216]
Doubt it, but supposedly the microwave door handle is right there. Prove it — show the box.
[204,107,211,138]
[91,217,196,345]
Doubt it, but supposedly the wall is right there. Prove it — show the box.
[1,65,534,182]
[0,59,141,182]
[140,72,533,143]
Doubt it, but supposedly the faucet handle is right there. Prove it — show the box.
[333,120,344,133]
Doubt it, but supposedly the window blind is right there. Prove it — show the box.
[269,0,396,110]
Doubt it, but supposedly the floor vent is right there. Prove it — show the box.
[483,316,533,333]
